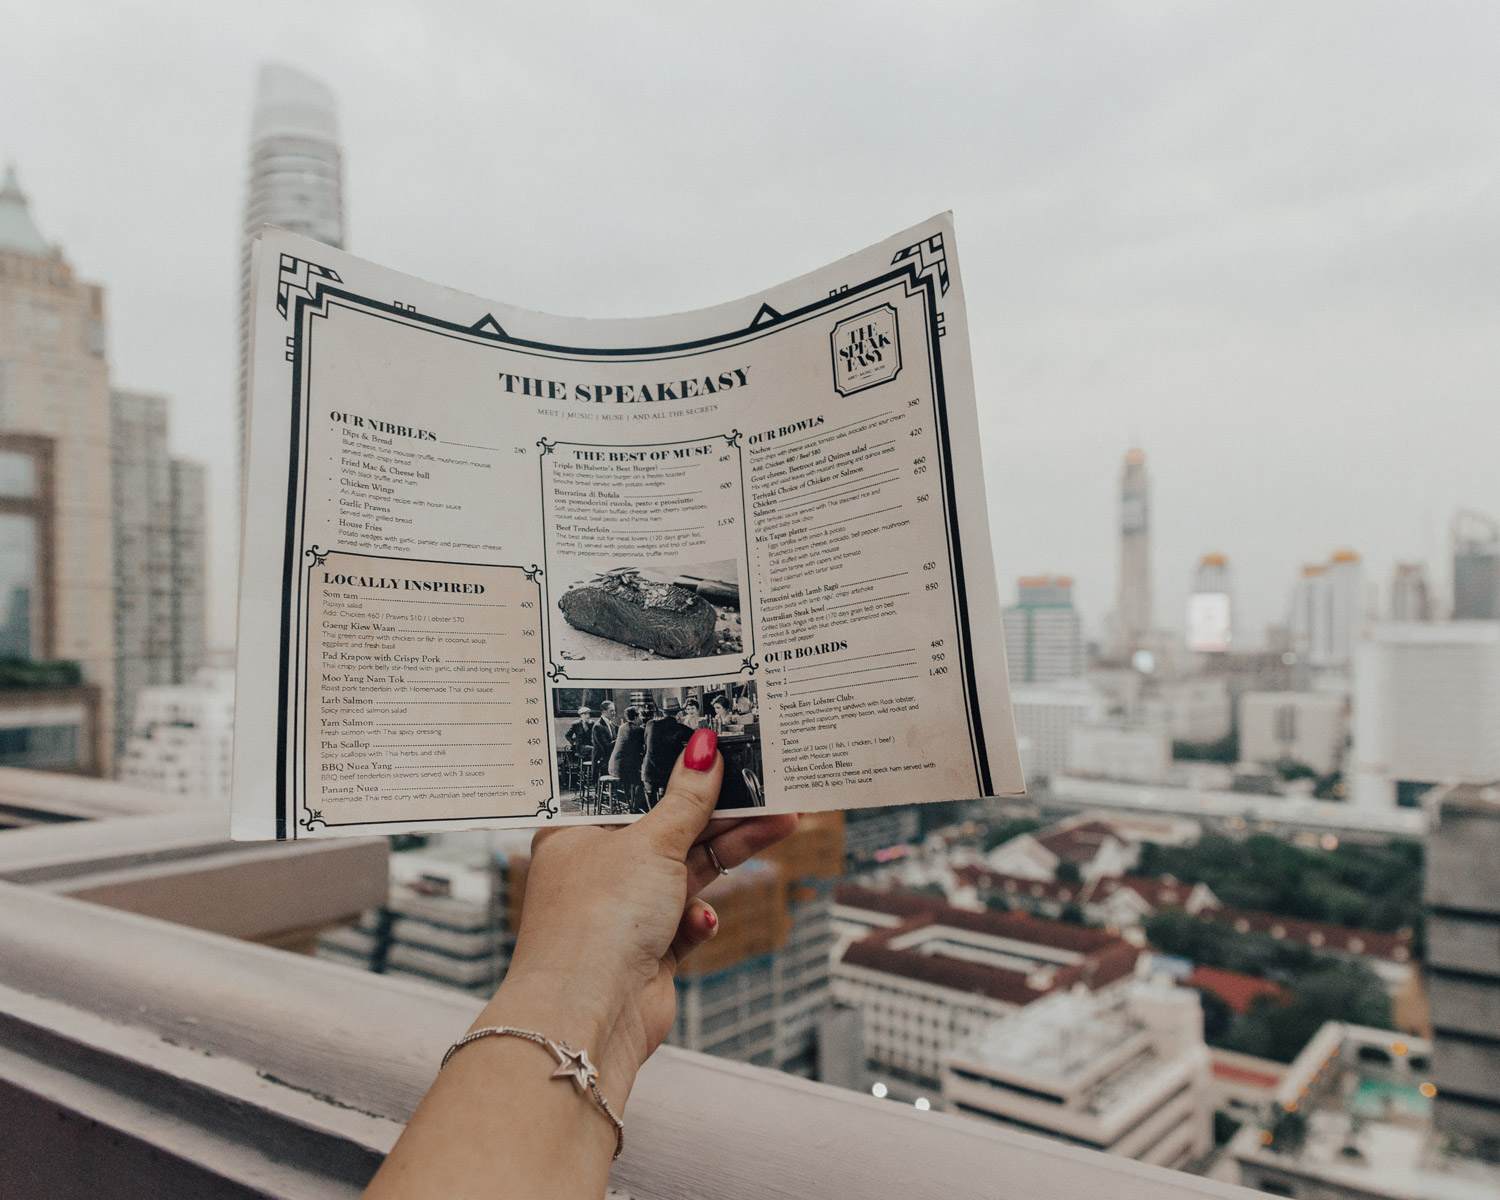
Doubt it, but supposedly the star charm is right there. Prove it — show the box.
[548,1040,598,1092]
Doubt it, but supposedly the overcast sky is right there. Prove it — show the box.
[3,1,1496,651]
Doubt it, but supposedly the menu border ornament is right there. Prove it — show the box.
[269,243,993,838]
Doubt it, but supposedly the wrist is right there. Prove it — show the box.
[477,972,643,1101]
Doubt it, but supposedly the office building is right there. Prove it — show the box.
[1350,622,1500,808]
[1390,562,1432,622]
[1117,449,1152,655]
[1147,676,1233,746]
[112,390,207,760]
[1186,553,1232,653]
[669,812,845,1077]
[1010,682,1106,782]
[0,166,116,768]
[117,668,234,803]
[1423,781,1500,1143]
[1003,575,1083,684]
[1451,511,1500,621]
[1240,691,1347,776]
[1228,1022,1500,1200]
[1067,725,1171,784]
[944,978,1213,1169]
[238,64,345,491]
[833,886,1141,1100]
[1290,550,1366,668]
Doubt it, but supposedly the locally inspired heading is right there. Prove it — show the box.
[499,367,750,404]
[323,573,485,594]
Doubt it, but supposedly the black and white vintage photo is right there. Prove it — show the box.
[551,680,761,815]
[552,558,743,664]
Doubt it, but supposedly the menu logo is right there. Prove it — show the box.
[830,304,901,396]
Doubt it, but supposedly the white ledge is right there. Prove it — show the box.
[0,878,1260,1199]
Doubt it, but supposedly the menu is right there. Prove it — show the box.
[231,214,1021,839]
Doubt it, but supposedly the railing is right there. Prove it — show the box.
[0,773,1262,1199]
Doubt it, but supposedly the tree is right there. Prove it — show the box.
[1054,860,1083,885]
[983,817,1041,853]
[1223,965,1392,1064]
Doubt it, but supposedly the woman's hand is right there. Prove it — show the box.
[473,727,798,1102]
[363,729,800,1199]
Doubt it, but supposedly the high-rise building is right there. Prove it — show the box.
[1117,449,1151,655]
[1350,621,1500,808]
[1422,780,1500,1144]
[1186,553,1232,653]
[0,166,116,768]
[1452,510,1500,620]
[944,978,1214,1169]
[1289,549,1365,668]
[238,64,345,493]
[111,390,207,759]
[1390,562,1432,621]
[1002,575,1083,684]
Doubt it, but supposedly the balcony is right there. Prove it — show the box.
[0,768,1260,1198]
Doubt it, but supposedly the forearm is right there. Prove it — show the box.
[363,977,636,1200]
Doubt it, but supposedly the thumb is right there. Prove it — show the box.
[637,728,722,857]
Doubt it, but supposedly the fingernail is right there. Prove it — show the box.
[703,908,718,932]
[684,728,717,771]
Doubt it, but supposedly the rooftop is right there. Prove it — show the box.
[1229,1023,1500,1200]
[837,886,1141,1005]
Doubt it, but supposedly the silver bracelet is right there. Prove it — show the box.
[441,1025,624,1160]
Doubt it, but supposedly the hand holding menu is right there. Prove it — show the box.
[232,214,1021,839]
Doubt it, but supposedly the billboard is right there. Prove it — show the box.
[1187,592,1232,652]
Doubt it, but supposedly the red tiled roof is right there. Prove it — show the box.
[834,884,948,920]
[1034,820,1125,863]
[1212,1060,1283,1089]
[1091,875,1213,910]
[1188,965,1288,1014]
[952,866,1212,914]
[1204,909,1413,962]
[835,886,1141,1004]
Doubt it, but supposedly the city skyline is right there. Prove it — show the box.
[2,3,1496,654]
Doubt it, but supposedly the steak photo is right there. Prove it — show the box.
[557,568,719,658]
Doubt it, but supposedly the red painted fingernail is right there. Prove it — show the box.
[684,728,717,771]
[703,908,718,931]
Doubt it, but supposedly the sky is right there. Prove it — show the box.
[2,0,1496,651]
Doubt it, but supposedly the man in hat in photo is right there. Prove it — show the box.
[642,697,694,806]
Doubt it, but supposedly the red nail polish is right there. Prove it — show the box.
[684,727,717,771]
[703,908,718,931]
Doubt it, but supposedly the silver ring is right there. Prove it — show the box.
[704,839,730,876]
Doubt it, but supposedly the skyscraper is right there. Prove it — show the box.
[237,64,345,494]
[1002,575,1083,683]
[1389,562,1432,621]
[1117,449,1151,654]
[1186,553,1232,652]
[1289,550,1364,667]
[0,165,117,768]
[112,390,207,758]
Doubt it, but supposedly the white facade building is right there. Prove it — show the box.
[1228,1023,1500,1200]
[834,887,1140,1101]
[944,978,1213,1169]
[117,668,234,803]
[1350,622,1500,809]
[1240,691,1347,776]
[1291,551,1366,668]
[1067,725,1171,784]
[1011,683,1106,782]
[1146,676,1233,746]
